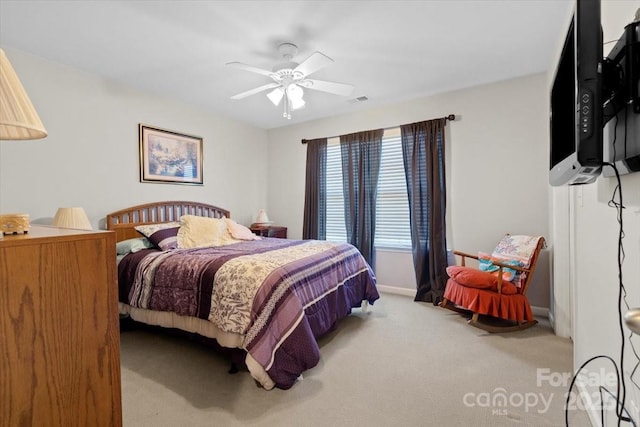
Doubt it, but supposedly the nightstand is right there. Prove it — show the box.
[250,224,287,238]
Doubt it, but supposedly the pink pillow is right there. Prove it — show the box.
[227,219,261,241]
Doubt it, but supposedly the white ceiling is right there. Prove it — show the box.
[0,0,572,130]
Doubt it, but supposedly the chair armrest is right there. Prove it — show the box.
[491,259,531,274]
[453,250,478,259]
[451,251,533,276]
[452,250,479,267]
[493,262,531,294]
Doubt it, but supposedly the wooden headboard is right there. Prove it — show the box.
[106,201,230,242]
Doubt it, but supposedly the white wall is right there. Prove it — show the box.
[559,2,640,423]
[0,48,269,228]
[547,1,575,339]
[266,73,551,309]
[2,48,554,312]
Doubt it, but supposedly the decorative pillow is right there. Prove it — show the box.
[478,252,523,282]
[446,265,517,295]
[134,222,180,250]
[226,219,261,241]
[446,266,497,289]
[177,215,236,248]
[493,255,524,282]
[116,237,155,255]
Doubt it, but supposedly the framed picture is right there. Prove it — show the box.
[139,124,203,185]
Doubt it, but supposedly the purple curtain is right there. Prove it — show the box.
[400,119,448,304]
[302,138,327,240]
[340,130,383,268]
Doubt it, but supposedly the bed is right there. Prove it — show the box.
[106,201,379,390]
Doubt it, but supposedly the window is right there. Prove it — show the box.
[325,137,347,242]
[324,129,412,249]
[375,129,412,249]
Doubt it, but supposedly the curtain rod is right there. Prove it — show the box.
[301,114,456,144]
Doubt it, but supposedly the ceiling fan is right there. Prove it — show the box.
[227,43,354,119]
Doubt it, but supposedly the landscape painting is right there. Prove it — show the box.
[139,124,203,185]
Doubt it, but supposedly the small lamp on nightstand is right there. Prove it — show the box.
[52,207,92,230]
[251,208,273,230]
[254,208,272,225]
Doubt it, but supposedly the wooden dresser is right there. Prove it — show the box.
[0,225,122,427]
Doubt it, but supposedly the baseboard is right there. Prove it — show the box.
[376,284,415,297]
[532,306,549,319]
[378,284,550,319]
[548,310,555,328]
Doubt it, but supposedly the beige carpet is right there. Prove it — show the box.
[120,293,584,426]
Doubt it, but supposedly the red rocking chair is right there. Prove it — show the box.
[440,234,546,333]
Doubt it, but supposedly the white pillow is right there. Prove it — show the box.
[177,215,236,248]
[116,237,155,255]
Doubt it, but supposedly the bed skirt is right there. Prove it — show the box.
[443,279,534,322]
[120,303,277,390]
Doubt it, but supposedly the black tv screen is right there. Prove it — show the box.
[549,0,603,186]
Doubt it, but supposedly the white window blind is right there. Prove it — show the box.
[324,130,412,249]
[375,130,411,249]
[325,138,347,242]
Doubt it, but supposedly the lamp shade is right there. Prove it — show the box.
[255,209,271,224]
[53,207,92,230]
[0,48,47,140]
[286,84,305,110]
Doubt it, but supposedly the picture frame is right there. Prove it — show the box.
[139,124,203,185]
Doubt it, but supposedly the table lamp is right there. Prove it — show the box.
[52,207,92,230]
[0,48,48,239]
[255,209,271,224]
[0,48,47,140]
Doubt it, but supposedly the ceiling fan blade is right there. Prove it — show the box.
[300,79,354,97]
[230,83,281,100]
[293,52,334,77]
[226,62,274,77]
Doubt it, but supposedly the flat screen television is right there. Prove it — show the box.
[549,0,603,186]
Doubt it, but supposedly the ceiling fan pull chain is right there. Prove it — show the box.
[283,93,289,118]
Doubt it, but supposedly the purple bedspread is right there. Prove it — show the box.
[118,238,379,389]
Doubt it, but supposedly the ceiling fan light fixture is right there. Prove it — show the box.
[286,83,303,100]
[266,87,284,106]
[290,96,305,110]
[228,43,352,120]
[286,83,305,110]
